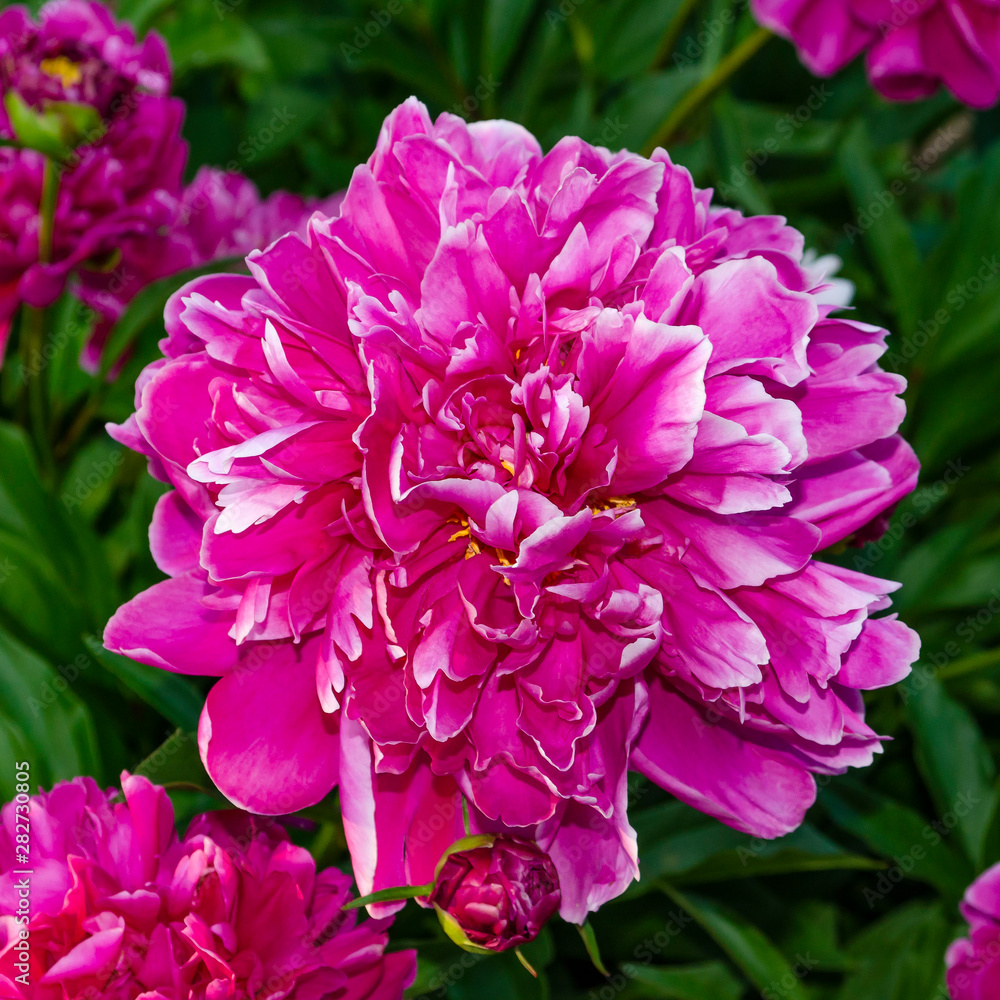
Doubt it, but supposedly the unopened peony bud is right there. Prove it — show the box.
[428,835,560,953]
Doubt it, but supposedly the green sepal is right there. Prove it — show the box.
[434,904,494,955]
[4,92,104,160]
[433,833,496,880]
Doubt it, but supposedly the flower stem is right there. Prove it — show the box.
[20,157,59,475]
[38,156,59,262]
[652,0,704,70]
[643,26,772,155]
[342,882,435,911]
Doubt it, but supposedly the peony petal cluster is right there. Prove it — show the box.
[77,167,342,369]
[427,836,561,953]
[751,0,1000,107]
[947,863,1000,999]
[105,98,920,922]
[0,773,415,999]
[0,1,186,350]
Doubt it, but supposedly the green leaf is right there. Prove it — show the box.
[0,422,117,627]
[779,901,850,973]
[673,825,884,884]
[116,0,177,33]
[0,625,101,796]
[134,728,215,793]
[161,5,269,76]
[838,119,922,337]
[598,67,702,151]
[4,91,69,159]
[578,921,609,976]
[483,0,538,80]
[905,675,998,867]
[45,101,105,147]
[627,806,880,897]
[622,960,744,1000]
[916,142,1000,371]
[835,902,951,1000]
[821,782,973,895]
[661,885,812,1000]
[84,637,204,732]
[0,526,92,663]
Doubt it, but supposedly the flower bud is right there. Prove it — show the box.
[428,835,560,953]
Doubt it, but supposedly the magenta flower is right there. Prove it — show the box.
[947,863,1000,999]
[77,167,343,369]
[751,0,1000,107]
[0,1,187,353]
[428,836,560,953]
[0,773,415,999]
[105,98,919,921]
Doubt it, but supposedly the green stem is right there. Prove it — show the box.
[342,882,435,911]
[643,26,772,155]
[20,305,47,443]
[20,157,59,475]
[936,647,1000,682]
[38,157,59,262]
[652,0,703,70]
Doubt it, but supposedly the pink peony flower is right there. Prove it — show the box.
[427,836,560,953]
[105,98,920,921]
[0,773,415,999]
[947,863,1000,999]
[0,1,187,353]
[76,167,343,369]
[751,0,1000,107]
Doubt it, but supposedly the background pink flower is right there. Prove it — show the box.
[76,167,343,369]
[0,773,415,999]
[751,0,1000,107]
[105,98,919,923]
[947,863,1000,999]
[0,1,186,355]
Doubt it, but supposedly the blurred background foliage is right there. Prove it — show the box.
[2,0,1000,997]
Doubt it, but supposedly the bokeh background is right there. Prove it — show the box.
[2,1,1000,997]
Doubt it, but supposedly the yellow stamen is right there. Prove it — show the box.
[500,460,516,477]
[447,516,483,560]
[590,495,636,512]
[40,56,82,86]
